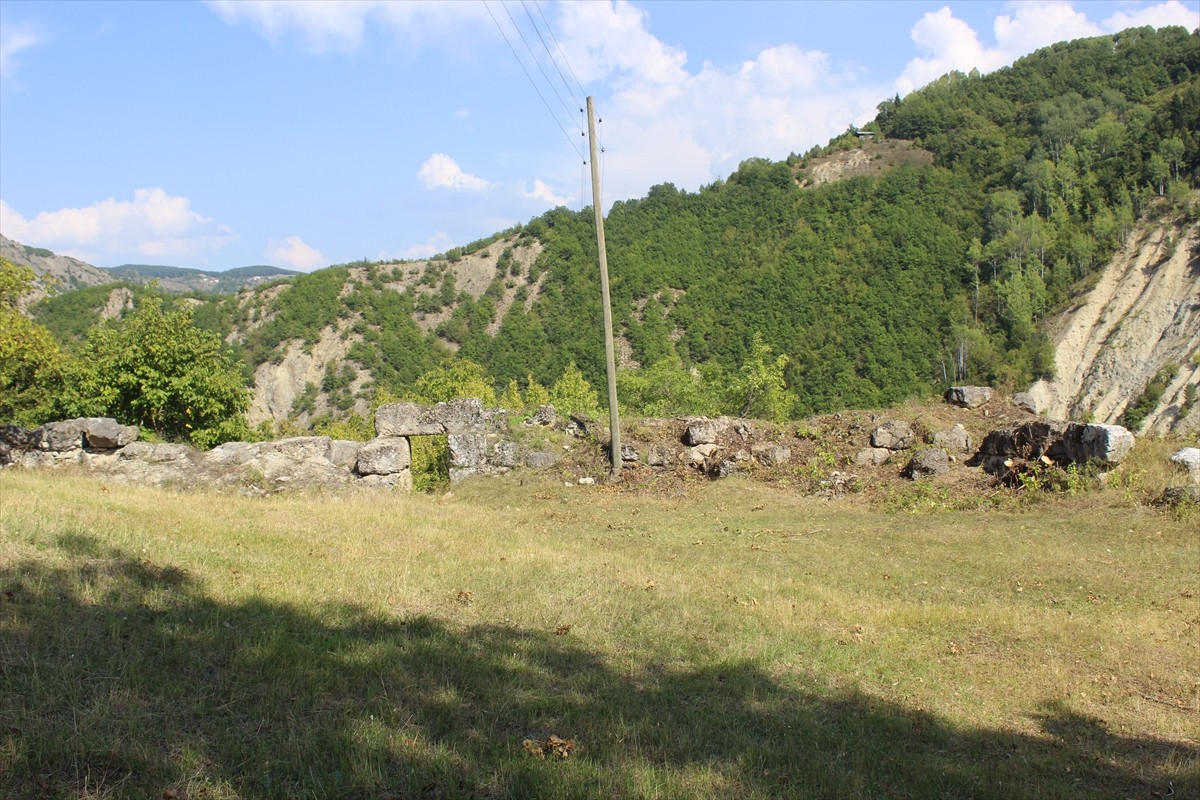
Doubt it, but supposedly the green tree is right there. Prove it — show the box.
[727,333,790,421]
[549,361,601,418]
[59,297,251,448]
[0,259,64,426]
[410,359,497,406]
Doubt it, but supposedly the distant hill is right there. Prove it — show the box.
[104,263,300,294]
[17,26,1199,437]
[0,232,302,299]
[0,233,113,306]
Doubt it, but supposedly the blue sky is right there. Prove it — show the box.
[1,1,1196,271]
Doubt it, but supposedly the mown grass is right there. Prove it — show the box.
[1,469,1196,799]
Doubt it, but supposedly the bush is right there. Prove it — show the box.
[0,259,64,426]
[58,297,251,448]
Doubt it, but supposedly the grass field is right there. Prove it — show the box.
[1,468,1196,799]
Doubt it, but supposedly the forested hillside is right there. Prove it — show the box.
[9,26,1199,442]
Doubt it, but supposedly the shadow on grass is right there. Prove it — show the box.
[1,535,1195,799]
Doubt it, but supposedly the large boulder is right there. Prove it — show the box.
[970,420,1135,474]
[328,440,364,469]
[1072,424,1135,465]
[1011,392,1039,414]
[871,420,915,450]
[683,418,724,446]
[1169,447,1200,484]
[751,442,790,468]
[0,425,41,466]
[37,419,88,451]
[944,386,994,409]
[904,448,950,479]
[929,424,972,453]
[854,447,891,466]
[81,418,139,449]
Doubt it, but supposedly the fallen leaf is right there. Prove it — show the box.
[546,735,576,759]
[386,595,397,606]
[456,590,474,605]
[554,624,572,636]
[644,580,657,591]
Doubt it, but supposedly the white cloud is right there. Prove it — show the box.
[556,0,688,85]
[554,2,879,203]
[522,178,570,208]
[265,235,326,271]
[398,231,453,260]
[1103,0,1199,31]
[0,20,46,80]
[204,0,489,54]
[455,107,470,118]
[896,1,1196,95]
[0,189,232,263]
[417,153,493,192]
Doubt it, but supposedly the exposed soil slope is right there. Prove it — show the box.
[1028,209,1199,435]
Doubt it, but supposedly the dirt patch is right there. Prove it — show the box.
[798,139,934,187]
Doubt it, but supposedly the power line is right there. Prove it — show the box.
[483,0,584,160]
[521,0,582,112]
[499,0,583,135]
[533,0,587,102]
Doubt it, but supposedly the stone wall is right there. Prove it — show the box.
[0,400,526,493]
[2,389,1171,498]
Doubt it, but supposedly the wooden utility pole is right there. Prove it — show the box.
[586,96,621,478]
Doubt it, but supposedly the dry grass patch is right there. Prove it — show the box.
[1,469,1196,799]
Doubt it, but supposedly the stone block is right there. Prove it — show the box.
[646,443,672,467]
[355,437,411,476]
[448,433,486,468]
[260,436,332,462]
[491,440,519,468]
[1011,392,1038,413]
[328,440,364,469]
